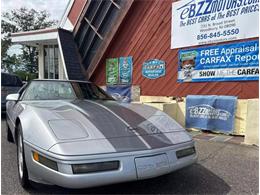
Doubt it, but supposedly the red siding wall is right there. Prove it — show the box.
[68,0,87,26]
[91,0,259,99]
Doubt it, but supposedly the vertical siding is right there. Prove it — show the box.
[91,0,259,99]
[68,0,87,26]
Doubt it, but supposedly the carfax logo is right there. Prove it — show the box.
[188,104,231,120]
[142,59,166,79]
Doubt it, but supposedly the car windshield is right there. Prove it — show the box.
[23,81,76,100]
[71,82,114,100]
[22,81,114,101]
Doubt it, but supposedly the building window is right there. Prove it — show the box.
[44,45,59,79]
[75,0,125,70]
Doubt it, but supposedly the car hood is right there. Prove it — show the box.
[22,100,191,155]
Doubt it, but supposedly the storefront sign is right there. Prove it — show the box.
[106,58,118,85]
[171,0,259,49]
[142,59,166,79]
[119,57,133,85]
[107,86,131,103]
[186,95,237,133]
[178,40,259,82]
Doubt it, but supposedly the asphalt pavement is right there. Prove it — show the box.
[1,118,259,194]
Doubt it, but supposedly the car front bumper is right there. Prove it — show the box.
[24,140,197,189]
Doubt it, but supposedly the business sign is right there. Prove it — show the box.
[119,57,133,85]
[178,40,259,82]
[171,0,259,49]
[186,95,237,133]
[106,58,119,85]
[142,59,166,79]
[107,86,131,103]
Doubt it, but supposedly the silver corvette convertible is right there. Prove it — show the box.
[6,80,197,189]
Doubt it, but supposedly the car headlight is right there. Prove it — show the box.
[33,151,58,171]
[72,161,120,174]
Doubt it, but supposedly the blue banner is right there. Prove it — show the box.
[107,86,131,103]
[142,59,166,79]
[119,57,133,85]
[178,40,259,82]
[186,95,237,133]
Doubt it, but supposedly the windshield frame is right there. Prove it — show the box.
[20,80,115,101]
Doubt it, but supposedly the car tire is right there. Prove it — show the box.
[17,124,30,188]
[6,121,14,143]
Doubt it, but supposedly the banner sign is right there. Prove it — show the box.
[178,40,259,82]
[142,59,166,79]
[106,58,119,85]
[107,86,131,103]
[119,57,133,85]
[171,0,259,49]
[186,95,237,133]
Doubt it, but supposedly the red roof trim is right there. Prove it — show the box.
[11,28,58,37]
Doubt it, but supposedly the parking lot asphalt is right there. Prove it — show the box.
[1,117,259,194]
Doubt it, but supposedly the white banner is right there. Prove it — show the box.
[178,66,259,80]
[171,0,259,49]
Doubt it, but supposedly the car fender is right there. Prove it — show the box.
[18,106,57,150]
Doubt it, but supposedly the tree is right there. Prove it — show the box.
[1,7,58,78]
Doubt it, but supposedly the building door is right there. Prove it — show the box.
[44,45,59,79]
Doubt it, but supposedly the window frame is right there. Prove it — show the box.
[44,45,59,79]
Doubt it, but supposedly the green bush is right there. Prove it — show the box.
[14,71,37,81]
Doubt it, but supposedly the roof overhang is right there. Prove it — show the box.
[11,28,58,46]
[59,0,88,31]
[58,0,75,31]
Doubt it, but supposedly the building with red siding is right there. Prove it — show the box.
[11,0,259,100]
[10,0,259,143]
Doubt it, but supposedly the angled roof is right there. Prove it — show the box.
[58,28,86,80]
[59,0,88,31]
[73,0,134,79]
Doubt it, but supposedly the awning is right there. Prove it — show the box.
[11,28,58,46]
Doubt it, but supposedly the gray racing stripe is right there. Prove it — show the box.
[95,100,174,149]
[85,100,151,149]
[69,100,150,152]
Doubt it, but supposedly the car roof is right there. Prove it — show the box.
[1,72,21,78]
[33,79,91,83]
[1,72,23,86]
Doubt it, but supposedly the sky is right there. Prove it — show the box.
[1,0,70,55]
[1,0,70,21]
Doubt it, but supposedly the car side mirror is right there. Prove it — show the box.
[6,93,19,101]
[111,93,130,103]
[111,93,122,102]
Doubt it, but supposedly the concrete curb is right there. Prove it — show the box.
[188,130,249,146]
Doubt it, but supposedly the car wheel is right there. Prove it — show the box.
[6,120,14,142]
[17,124,30,188]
